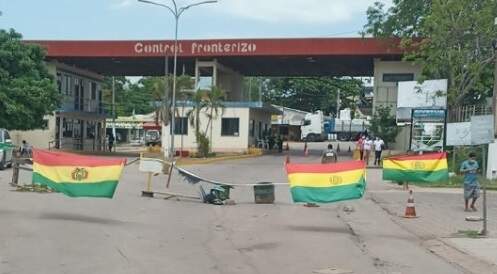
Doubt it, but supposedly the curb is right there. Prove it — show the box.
[176,153,262,166]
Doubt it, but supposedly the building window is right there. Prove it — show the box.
[86,121,96,139]
[221,118,239,136]
[64,75,71,95]
[56,73,62,93]
[382,73,414,83]
[172,117,188,135]
[249,119,255,137]
[91,82,97,100]
[62,118,73,137]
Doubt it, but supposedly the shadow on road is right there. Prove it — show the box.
[287,224,352,234]
[38,212,129,225]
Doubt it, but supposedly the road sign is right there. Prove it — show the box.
[470,115,495,145]
[446,122,471,146]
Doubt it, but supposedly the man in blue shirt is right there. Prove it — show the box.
[460,152,480,212]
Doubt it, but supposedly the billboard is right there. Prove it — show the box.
[409,109,446,152]
[397,79,448,123]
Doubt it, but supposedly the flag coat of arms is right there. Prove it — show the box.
[382,152,449,183]
[32,149,126,198]
[286,161,366,203]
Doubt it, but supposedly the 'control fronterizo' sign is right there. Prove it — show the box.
[134,41,257,55]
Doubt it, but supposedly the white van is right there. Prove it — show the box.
[0,128,14,170]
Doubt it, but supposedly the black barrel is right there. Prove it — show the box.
[253,182,275,204]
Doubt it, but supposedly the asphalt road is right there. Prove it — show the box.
[0,143,465,274]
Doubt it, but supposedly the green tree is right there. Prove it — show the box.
[186,87,225,157]
[363,0,497,106]
[0,29,59,130]
[264,77,362,116]
[203,86,225,144]
[362,0,431,38]
[369,105,399,145]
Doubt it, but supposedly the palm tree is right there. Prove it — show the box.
[203,86,226,145]
[186,86,225,156]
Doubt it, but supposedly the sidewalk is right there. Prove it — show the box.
[366,168,497,271]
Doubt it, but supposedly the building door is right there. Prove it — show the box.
[55,117,60,149]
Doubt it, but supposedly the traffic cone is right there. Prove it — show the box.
[403,190,418,218]
[284,154,290,165]
[304,142,309,157]
[285,142,289,151]
[336,144,341,153]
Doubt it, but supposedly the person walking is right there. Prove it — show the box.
[460,152,480,212]
[373,137,385,166]
[363,137,373,165]
[321,144,338,164]
[356,136,365,160]
[108,134,115,152]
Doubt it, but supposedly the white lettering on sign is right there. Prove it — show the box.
[191,42,257,54]
[134,42,257,55]
[134,42,184,54]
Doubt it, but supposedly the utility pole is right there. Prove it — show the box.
[336,89,341,118]
[112,77,116,151]
[493,17,497,137]
[138,0,217,160]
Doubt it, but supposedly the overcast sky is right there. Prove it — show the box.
[1,0,392,40]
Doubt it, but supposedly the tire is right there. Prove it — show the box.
[0,156,5,171]
[307,134,315,142]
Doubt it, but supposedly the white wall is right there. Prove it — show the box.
[373,60,422,115]
[10,115,56,149]
[169,107,251,153]
[373,60,422,151]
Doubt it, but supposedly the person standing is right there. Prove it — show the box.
[108,134,115,152]
[356,136,365,160]
[460,152,480,212]
[321,144,338,164]
[373,137,385,166]
[363,137,373,165]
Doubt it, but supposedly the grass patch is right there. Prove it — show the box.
[456,229,482,238]
[419,175,497,190]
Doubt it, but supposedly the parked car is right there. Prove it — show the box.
[145,129,161,146]
[0,128,14,170]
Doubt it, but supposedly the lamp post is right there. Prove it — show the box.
[493,17,497,137]
[138,0,217,159]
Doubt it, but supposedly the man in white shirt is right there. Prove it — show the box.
[373,137,385,166]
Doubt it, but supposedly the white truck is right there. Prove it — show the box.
[300,111,333,142]
[301,110,369,142]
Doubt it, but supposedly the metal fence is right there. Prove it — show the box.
[447,105,493,123]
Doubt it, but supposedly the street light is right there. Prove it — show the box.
[138,0,217,159]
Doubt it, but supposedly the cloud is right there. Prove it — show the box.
[111,0,136,9]
[216,0,392,24]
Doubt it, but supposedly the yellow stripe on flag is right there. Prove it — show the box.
[288,169,364,188]
[383,159,447,172]
[33,163,124,184]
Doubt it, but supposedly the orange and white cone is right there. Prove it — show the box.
[403,190,418,218]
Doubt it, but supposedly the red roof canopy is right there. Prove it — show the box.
[28,38,404,77]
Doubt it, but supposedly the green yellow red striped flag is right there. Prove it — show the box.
[382,152,449,183]
[286,161,366,203]
[32,149,126,198]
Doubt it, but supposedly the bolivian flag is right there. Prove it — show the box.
[383,152,449,183]
[32,149,126,198]
[286,161,366,203]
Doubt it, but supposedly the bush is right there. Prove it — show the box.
[196,132,210,158]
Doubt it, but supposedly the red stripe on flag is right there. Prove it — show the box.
[385,152,447,161]
[286,160,365,174]
[33,149,127,167]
